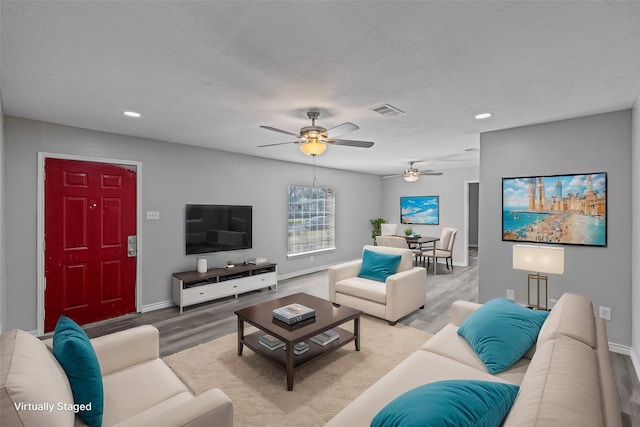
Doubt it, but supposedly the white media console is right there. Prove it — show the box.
[172,263,277,314]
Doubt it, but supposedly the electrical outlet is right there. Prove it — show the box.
[599,306,611,321]
[146,211,160,220]
[506,289,515,301]
[310,255,314,262]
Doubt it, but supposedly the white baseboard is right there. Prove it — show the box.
[609,342,631,355]
[141,300,174,313]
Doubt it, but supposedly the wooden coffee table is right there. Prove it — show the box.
[234,293,362,391]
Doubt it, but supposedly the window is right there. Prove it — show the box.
[287,185,335,257]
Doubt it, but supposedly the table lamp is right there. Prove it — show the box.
[512,244,564,310]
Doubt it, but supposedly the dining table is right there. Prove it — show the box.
[403,235,440,274]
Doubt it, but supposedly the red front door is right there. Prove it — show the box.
[44,158,137,332]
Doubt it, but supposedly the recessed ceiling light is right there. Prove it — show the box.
[123,111,141,118]
[475,113,492,119]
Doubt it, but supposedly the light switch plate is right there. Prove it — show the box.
[506,289,515,301]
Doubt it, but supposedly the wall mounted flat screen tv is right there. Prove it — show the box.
[185,204,252,255]
[400,196,439,225]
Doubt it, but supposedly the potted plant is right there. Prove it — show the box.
[404,228,413,236]
[370,218,387,244]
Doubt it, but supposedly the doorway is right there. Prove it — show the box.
[464,180,480,266]
[38,154,142,334]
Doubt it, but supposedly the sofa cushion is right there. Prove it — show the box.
[503,337,603,427]
[101,358,190,425]
[334,277,386,304]
[371,380,519,427]
[457,298,548,374]
[325,350,514,427]
[358,249,402,282]
[53,316,104,427]
[1,329,75,427]
[537,292,595,349]
[420,324,530,385]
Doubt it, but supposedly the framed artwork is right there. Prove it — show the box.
[502,172,607,246]
[400,195,439,225]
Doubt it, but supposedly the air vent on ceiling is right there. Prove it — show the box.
[370,103,404,117]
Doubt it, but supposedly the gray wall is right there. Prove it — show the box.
[4,117,382,331]
[479,110,632,346]
[633,99,640,368]
[381,167,479,267]
[0,98,5,333]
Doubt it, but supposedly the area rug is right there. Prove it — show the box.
[163,315,431,426]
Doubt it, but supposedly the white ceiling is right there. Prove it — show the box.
[2,1,640,176]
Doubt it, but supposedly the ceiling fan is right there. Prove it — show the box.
[382,161,444,182]
[258,110,374,156]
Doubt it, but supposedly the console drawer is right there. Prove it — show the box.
[182,283,219,305]
[251,272,276,289]
[219,277,251,296]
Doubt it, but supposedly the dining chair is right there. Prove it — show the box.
[380,223,397,236]
[386,236,423,265]
[375,236,391,246]
[423,228,457,272]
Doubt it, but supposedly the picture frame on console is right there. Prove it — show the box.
[502,172,607,247]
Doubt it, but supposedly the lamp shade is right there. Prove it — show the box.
[299,141,327,156]
[512,244,564,274]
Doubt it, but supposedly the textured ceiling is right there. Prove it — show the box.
[2,1,640,176]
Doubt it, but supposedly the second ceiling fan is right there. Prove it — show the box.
[258,110,374,156]
[383,161,443,182]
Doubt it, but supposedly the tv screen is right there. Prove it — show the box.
[185,204,252,255]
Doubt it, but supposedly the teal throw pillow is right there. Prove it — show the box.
[457,297,549,374]
[358,249,402,282]
[53,316,104,427]
[371,380,519,427]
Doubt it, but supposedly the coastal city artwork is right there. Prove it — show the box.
[400,195,439,225]
[502,172,607,246]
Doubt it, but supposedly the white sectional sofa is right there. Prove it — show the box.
[326,293,622,426]
[1,325,233,427]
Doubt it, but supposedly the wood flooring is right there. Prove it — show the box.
[81,248,639,426]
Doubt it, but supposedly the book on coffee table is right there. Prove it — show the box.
[259,334,285,351]
[310,329,340,346]
[286,341,309,355]
[272,303,316,325]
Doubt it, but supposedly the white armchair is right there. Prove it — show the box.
[328,245,427,325]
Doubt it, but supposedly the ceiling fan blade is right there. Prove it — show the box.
[327,122,359,138]
[381,173,403,179]
[325,138,374,148]
[419,170,444,176]
[257,141,298,148]
[259,125,300,138]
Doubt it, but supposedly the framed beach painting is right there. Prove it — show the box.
[502,172,607,247]
[400,195,439,225]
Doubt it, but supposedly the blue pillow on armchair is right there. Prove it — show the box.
[358,249,402,282]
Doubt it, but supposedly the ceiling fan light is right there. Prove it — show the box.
[403,170,419,182]
[299,141,327,156]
